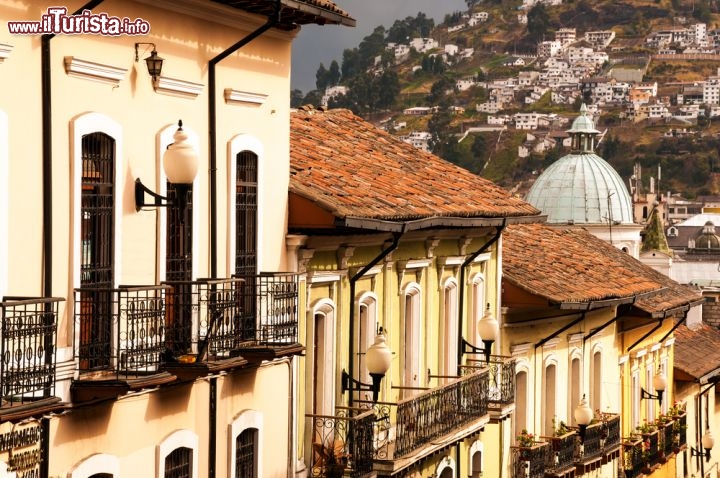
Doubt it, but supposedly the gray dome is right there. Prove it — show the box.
[695,221,720,249]
[526,152,634,224]
[567,104,600,135]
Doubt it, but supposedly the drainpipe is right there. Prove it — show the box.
[348,231,403,408]
[453,220,504,478]
[205,5,281,477]
[208,0,282,279]
[40,4,105,478]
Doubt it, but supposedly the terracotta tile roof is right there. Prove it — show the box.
[503,224,701,312]
[674,324,720,380]
[211,0,355,27]
[290,108,540,223]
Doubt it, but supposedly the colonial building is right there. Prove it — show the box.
[502,223,702,478]
[288,107,541,478]
[0,1,354,476]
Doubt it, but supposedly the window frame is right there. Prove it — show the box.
[228,409,263,478]
[67,453,120,478]
[156,429,199,478]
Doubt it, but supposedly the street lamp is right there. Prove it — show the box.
[574,394,594,444]
[135,120,199,220]
[461,303,499,363]
[341,332,392,403]
[134,42,164,83]
[641,368,667,407]
[692,429,715,463]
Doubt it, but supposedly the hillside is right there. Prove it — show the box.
[293,0,720,199]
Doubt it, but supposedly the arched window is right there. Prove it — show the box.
[403,284,421,396]
[515,369,528,437]
[67,453,120,478]
[234,150,258,277]
[544,362,557,435]
[470,273,486,344]
[468,441,484,478]
[229,409,263,478]
[356,293,378,388]
[569,355,581,424]
[311,300,336,414]
[591,349,602,412]
[442,279,458,378]
[157,430,198,478]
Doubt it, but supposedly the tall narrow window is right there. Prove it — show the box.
[403,285,421,396]
[442,280,458,379]
[235,428,258,478]
[470,275,485,344]
[235,151,257,277]
[79,132,115,370]
[312,303,335,415]
[356,294,377,388]
[515,370,528,438]
[164,447,192,478]
[592,351,602,412]
[166,183,193,281]
[544,363,557,436]
[632,369,640,430]
[570,356,580,424]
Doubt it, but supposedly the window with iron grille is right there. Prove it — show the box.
[164,447,192,478]
[80,132,115,370]
[235,151,258,341]
[235,428,258,478]
[235,151,257,277]
[166,182,193,281]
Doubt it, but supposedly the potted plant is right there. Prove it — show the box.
[517,429,536,460]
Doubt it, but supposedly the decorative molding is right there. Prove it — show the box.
[349,264,383,278]
[664,337,675,347]
[471,252,491,263]
[633,349,647,359]
[308,271,341,284]
[224,88,268,106]
[650,343,661,352]
[568,332,584,345]
[154,76,204,98]
[397,259,432,270]
[0,43,12,62]
[618,354,629,366]
[510,342,532,357]
[63,56,127,85]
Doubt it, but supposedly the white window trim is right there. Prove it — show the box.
[435,455,456,477]
[70,112,124,291]
[468,440,484,477]
[402,283,422,390]
[357,291,379,384]
[543,354,559,434]
[0,110,8,298]
[469,272,486,345]
[309,298,337,415]
[68,453,120,478]
[156,123,200,282]
[226,134,264,276]
[228,409,263,478]
[157,429,199,478]
[441,277,459,376]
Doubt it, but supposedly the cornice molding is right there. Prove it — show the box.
[63,56,127,85]
[154,76,204,98]
[224,88,268,106]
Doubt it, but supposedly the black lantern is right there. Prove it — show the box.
[135,42,164,82]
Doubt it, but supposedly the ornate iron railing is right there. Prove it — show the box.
[0,297,62,404]
[372,367,489,459]
[659,419,674,458]
[622,438,644,478]
[164,273,299,360]
[464,355,516,405]
[673,412,687,449]
[306,408,376,478]
[604,414,621,450]
[644,430,660,467]
[511,443,552,478]
[580,421,604,461]
[74,285,169,376]
[545,431,577,474]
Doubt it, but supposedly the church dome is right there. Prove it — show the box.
[525,104,634,225]
[525,152,634,224]
[694,221,720,249]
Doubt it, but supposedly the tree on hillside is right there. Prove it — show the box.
[527,4,551,43]
[315,63,329,91]
[386,13,435,43]
[290,89,304,108]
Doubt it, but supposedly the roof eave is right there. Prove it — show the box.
[338,214,544,232]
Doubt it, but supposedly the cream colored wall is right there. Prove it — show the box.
[1,0,294,348]
[504,308,622,435]
[50,361,291,476]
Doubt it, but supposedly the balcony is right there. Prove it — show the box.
[464,355,516,419]
[72,285,177,403]
[162,273,302,380]
[575,414,622,473]
[544,431,578,478]
[511,442,552,478]
[306,407,376,478]
[622,437,644,478]
[371,367,490,475]
[0,296,65,421]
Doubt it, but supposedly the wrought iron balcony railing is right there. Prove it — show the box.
[658,419,674,459]
[622,437,645,478]
[164,273,299,360]
[511,442,552,478]
[74,285,170,376]
[371,367,489,460]
[0,297,62,405]
[544,431,578,475]
[463,355,516,406]
[306,408,376,478]
[673,412,687,450]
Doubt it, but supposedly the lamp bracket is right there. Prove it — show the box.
[135,178,172,211]
[134,42,157,62]
[691,446,712,462]
[640,387,664,407]
[460,337,494,363]
[341,369,372,394]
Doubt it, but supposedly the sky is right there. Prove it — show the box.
[291,0,467,93]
